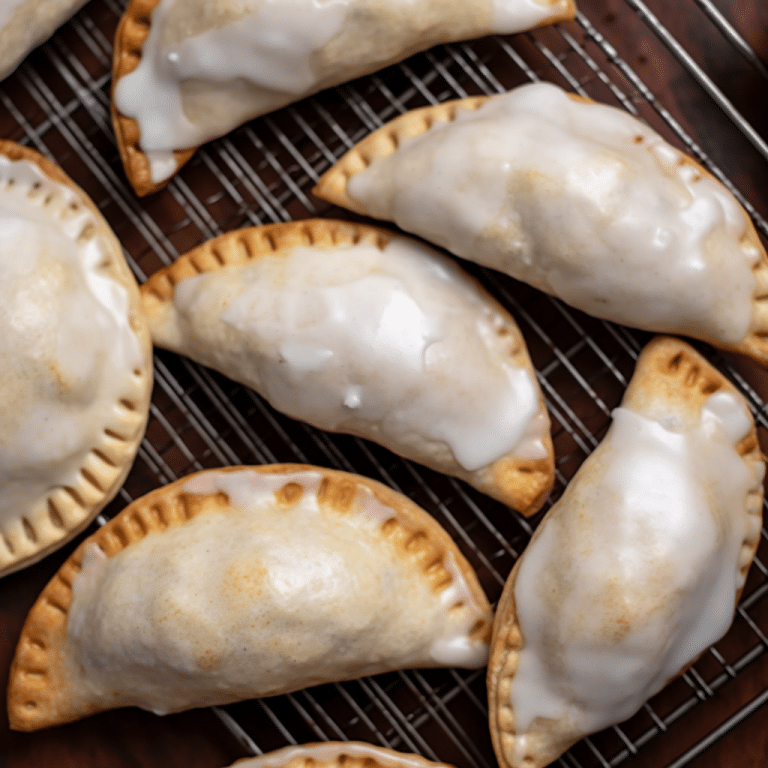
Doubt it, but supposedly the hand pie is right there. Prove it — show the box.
[222,742,455,768]
[314,81,768,366]
[486,336,765,768]
[8,464,493,730]
[110,0,576,195]
[0,0,89,80]
[0,141,153,578]
[140,219,554,516]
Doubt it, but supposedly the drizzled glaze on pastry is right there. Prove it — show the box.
[9,465,493,729]
[111,0,575,191]
[0,144,152,577]
[141,221,553,514]
[315,82,768,361]
[487,337,765,768]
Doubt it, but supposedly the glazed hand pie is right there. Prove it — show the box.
[0,0,89,80]
[486,337,765,768]
[140,219,554,515]
[314,81,768,366]
[110,0,576,195]
[0,141,153,578]
[8,464,493,730]
[223,742,455,768]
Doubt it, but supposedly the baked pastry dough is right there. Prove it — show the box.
[140,219,554,515]
[110,0,576,195]
[223,742,454,768]
[486,336,765,768]
[8,464,493,730]
[0,141,153,578]
[314,81,768,366]
[0,0,89,80]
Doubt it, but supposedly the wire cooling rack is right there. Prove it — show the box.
[2,0,767,766]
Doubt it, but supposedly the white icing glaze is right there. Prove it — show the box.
[156,236,548,473]
[0,156,143,536]
[113,0,571,183]
[67,468,490,714]
[507,390,762,756]
[234,743,444,768]
[347,82,760,345]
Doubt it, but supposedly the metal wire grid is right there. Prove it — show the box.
[1,0,767,766]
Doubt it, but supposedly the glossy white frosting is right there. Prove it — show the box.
[347,82,760,345]
[153,236,548,473]
[506,390,764,757]
[0,156,143,544]
[66,468,490,713]
[114,0,571,183]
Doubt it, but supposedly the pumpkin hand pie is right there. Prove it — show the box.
[8,465,493,730]
[110,0,576,195]
[486,337,765,768]
[222,742,456,768]
[314,81,768,366]
[0,141,153,578]
[140,219,554,516]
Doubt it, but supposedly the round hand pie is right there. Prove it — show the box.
[0,141,153,578]
[223,742,456,768]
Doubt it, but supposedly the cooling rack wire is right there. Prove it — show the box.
[1,0,767,767]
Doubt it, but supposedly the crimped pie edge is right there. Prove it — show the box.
[8,463,493,731]
[228,741,457,768]
[0,140,154,578]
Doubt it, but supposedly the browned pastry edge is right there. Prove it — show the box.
[229,741,458,768]
[8,464,493,731]
[486,336,765,768]
[312,94,768,368]
[140,217,554,516]
[110,0,194,197]
[0,139,154,578]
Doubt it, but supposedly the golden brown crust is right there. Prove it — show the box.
[8,464,492,731]
[140,218,395,309]
[228,742,458,768]
[0,140,153,578]
[487,336,765,768]
[313,97,489,214]
[111,0,194,196]
[140,218,554,515]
